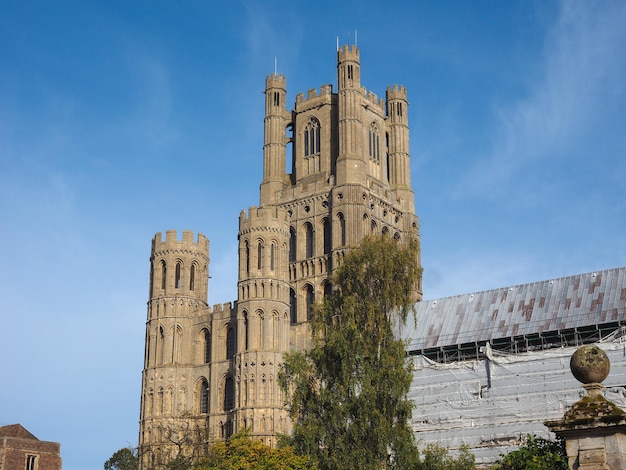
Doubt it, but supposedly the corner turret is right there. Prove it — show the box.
[261,73,291,205]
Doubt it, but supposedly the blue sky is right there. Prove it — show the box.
[1,1,625,469]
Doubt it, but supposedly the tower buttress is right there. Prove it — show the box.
[336,45,366,185]
[139,230,209,467]
[235,206,292,444]
[260,73,290,206]
[386,85,415,213]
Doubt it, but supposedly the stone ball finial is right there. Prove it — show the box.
[570,345,610,384]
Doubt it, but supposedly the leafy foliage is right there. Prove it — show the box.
[417,444,475,470]
[104,447,138,470]
[194,429,314,469]
[279,235,423,469]
[493,435,568,470]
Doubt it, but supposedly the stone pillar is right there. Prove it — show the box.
[545,345,626,470]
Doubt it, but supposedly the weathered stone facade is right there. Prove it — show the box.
[0,424,62,470]
[138,45,421,467]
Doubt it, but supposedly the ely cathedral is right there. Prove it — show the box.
[138,44,422,467]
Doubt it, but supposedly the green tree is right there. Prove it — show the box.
[279,235,422,470]
[417,443,475,470]
[104,447,138,470]
[194,429,314,469]
[493,435,567,470]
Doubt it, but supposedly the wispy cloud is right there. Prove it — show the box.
[460,0,626,198]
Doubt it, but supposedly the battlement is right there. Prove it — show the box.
[338,44,360,62]
[265,73,286,88]
[208,301,234,316]
[239,206,288,229]
[152,230,209,253]
[386,84,407,100]
[295,84,334,106]
[366,90,385,111]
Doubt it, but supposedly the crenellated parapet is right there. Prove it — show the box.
[239,206,289,237]
[149,230,209,301]
[265,72,286,89]
[294,84,334,113]
[365,90,385,113]
[152,230,209,259]
[207,301,234,316]
[337,44,359,63]
[386,84,407,101]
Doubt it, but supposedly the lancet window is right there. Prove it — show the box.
[199,378,209,414]
[226,326,235,359]
[304,118,320,156]
[224,376,234,411]
[369,123,381,162]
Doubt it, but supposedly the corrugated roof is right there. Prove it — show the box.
[401,267,626,351]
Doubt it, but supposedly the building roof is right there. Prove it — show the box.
[0,423,39,440]
[401,267,626,353]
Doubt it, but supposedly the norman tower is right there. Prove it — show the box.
[139,45,421,467]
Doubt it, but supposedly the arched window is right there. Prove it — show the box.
[189,264,195,291]
[289,227,296,262]
[199,378,209,414]
[172,325,182,364]
[157,387,164,415]
[175,262,181,289]
[203,329,211,364]
[323,218,331,255]
[290,288,297,324]
[305,284,314,321]
[305,222,314,258]
[369,123,380,162]
[226,326,235,359]
[324,282,333,298]
[245,240,250,275]
[304,119,320,156]
[149,262,154,296]
[257,241,263,270]
[243,312,249,351]
[338,213,346,246]
[160,261,167,290]
[258,310,265,349]
[158,326,165,365]
[224,376,234,411]
[270,243,276,271]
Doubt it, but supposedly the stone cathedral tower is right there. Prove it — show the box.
[138,45,421,468]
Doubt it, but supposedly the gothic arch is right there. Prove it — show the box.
[196,377,209,414]
[171,324,183,364]
[223,375,235,412]
[303,222,314,258]
[189,261,198,291]
[369,122,381,162]
[289,226,296,262]
[336,212,346,246]
[173,258,184,289]
[160,260,167,290]
[256,309,265,349]
[303,117,321,156]
[256,238,264,270]
[290,288,297,324]
[304,283,315,321]
[224,324,235,360]
[198,328,211,364]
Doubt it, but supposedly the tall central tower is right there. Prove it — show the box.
[138,44,421,468]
